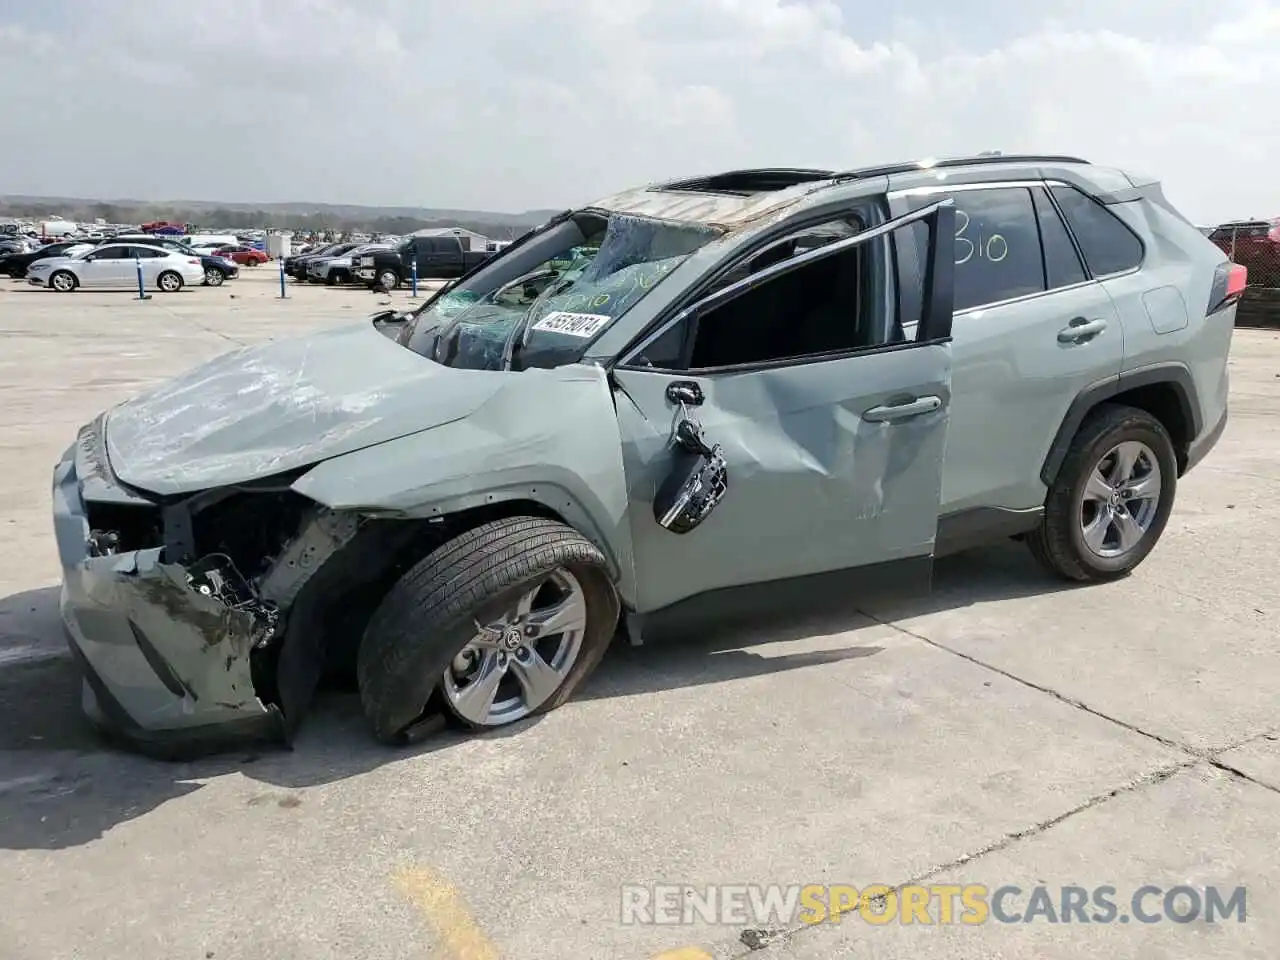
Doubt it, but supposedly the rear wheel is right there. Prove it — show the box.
[157,271,183,293]
[1028,404,1177,581]
[204,267,225,286]
[50,270,76,292]
[357,517,620,744]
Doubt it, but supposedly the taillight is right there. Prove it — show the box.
[188,258,201,265]
[1207,262,1248,314]
[1269,224,1280,243]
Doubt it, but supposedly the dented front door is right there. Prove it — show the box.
[610,199,958,616]
[613,347,952,614]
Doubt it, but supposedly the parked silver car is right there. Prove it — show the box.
[50,153,1240,756]
[308,243,389,285]
[28,242,205,292]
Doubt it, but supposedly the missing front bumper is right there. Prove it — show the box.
[53,428,289,754]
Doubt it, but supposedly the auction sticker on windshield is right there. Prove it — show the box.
[530,311,612,338]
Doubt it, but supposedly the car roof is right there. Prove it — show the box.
[587,153,1151,231]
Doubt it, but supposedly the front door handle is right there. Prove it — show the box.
[1058,317,1108,343]
[863,395,943,423]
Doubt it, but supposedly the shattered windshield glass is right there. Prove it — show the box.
[399,212,721,371]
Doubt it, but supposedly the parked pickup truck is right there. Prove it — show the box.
[356,234,492,290]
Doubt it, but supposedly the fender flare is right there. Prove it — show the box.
[1040,362,1202,486]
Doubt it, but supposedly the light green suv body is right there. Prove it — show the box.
[52,154,1239,753]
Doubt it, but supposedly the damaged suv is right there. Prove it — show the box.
[52,155,1240,756]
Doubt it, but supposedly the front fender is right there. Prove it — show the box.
[291,364,638,605]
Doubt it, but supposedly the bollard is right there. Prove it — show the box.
[134,256,151,301]
[278,256,287,299]
[410,258,419,298]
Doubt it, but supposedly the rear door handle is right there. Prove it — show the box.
[863,395,943,423]
[1057,317,1108,343]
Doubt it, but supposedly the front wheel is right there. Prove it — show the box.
[357,517,620,744]
[204,268,225,287]
[1028,404,1177,582]
[50,270,77,292]
[377,269,399,291]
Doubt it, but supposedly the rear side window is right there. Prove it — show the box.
[1050,185,1144,276]
[901,187,1046,312]
[1032,187,1087,289]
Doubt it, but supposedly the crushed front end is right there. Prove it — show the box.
[52,414,366,757]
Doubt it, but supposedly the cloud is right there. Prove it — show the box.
[0,0,1275,223]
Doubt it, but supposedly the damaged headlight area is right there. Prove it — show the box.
[53,416,435,757]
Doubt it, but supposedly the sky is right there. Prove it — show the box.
[0,0,1276,224]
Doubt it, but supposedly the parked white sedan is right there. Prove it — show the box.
[27,243,205,293]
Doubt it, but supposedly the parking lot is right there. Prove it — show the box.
[0,267,1277,959]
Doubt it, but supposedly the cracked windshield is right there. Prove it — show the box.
[403,212,721,369]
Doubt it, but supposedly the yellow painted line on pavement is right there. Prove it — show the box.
[395,864,712,960]
[393,865,501,960]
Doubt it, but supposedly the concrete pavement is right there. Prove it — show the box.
[0,269,1276,959]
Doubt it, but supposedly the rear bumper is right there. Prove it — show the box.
[52,420,285,756]
[1185,404,1227,474]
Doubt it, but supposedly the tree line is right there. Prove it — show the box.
[0,200,535,241]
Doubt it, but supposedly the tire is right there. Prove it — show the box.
[50,270,77,292]
[1028,403,1177,582]
[358,517,620,744]
[157,271,183,293]
[377,269,400,291]
[324,272,338,286]
[204,268,225,287]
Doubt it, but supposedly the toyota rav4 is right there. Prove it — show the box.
[51,154,1242,756]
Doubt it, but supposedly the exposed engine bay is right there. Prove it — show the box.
[62,418,467,754]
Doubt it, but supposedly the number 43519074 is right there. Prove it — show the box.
[955,209,1008,265]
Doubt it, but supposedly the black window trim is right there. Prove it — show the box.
[1044,179,1146,280]
[614,199,956,375]
[1031,183,1087,293]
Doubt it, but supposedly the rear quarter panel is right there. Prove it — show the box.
[1102,198,1232,442]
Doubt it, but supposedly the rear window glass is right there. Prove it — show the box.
[1050,185,1144,276]
[900,187,1046,312]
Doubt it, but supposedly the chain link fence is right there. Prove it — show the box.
[1210,221,1280,327]
[1208,222,1280,288]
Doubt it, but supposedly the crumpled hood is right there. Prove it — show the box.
[106,322,506,496]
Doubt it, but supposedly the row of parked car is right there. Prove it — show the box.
[0,234,267,292]
[283,233,495,291]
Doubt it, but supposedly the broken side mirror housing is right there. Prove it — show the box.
[653,423,729,534]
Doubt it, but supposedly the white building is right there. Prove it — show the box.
[412,227,490,251]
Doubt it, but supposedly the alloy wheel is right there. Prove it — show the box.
[441,568,589,726]
[1079,440,1162,559]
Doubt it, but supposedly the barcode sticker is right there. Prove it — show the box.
[529,311,612,338]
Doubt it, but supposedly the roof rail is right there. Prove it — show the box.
[833,154,1091,182]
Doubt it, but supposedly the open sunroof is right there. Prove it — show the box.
[657,168,836,197]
